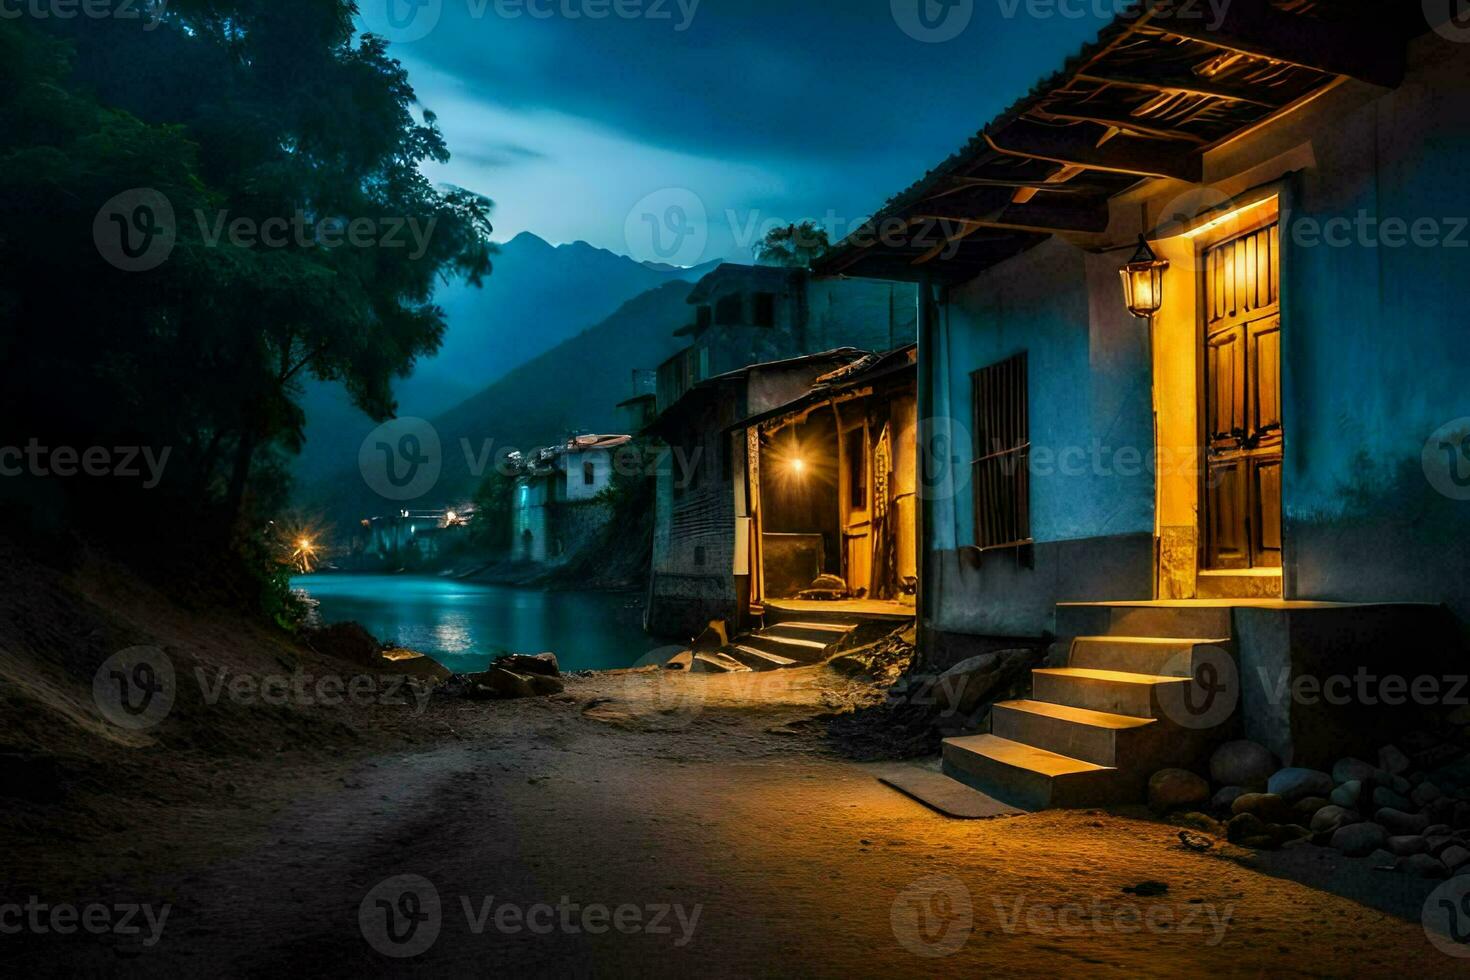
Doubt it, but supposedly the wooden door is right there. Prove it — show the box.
[1203,223,1283,570]
[840,422,872,593]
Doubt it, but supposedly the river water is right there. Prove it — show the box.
[290,573,665,674]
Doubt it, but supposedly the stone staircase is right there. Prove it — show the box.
[719,620,861,671]
[942,602,1239,810]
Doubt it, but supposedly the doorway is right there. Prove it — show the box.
[1202,222,1283,572]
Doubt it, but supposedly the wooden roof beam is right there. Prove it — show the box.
[910,198,1111,236]
[985,119,1202,183]
[1142,0,1404,89]
[1032,107,1211,144]
[1071,70,1282,109]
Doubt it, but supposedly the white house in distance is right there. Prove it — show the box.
[511,434,633,564]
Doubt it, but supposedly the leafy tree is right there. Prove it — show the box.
[754,221,831,268]
[0,5,495,612]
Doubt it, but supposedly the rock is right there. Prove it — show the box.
[1210,741,1275,789]
[1238,835,1278,850]
[1332,758,1383,785]
[1268,767,1334,803]
[1387,835,1428,856]
[1426,835,1459,857]
[933,650,1033,716]
[1331,780,1363,808]
[1212,786,1248,811]
[1149,769,1211,814]
[1271,824,1311,847]
[1171,811,1224,837]
[303,621,383,666]
[1232,793,1293,824]
[1397,853,1450,879]
[1413,782,1445,807]
[1380,745,1411,776]
[1331,822,1388,857]
[1426,824,1455,838]
[524,673,565,696]
[1391,774,1411,795]
[1376,808,1432,835]
[1311,805,1361,835]
[1455,801,1470,830]
[1226,812,1267,844]
[1373,787,1413,811]
[1366,848,1398,868]
[1443,846,1470,872]
[1293,796,1331,820]
[465,668,536,700]
[493,653,561,677]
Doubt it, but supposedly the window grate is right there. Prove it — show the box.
[971,352,1031,550]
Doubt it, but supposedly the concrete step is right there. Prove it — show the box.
[1196,570,1281,600]
[725,644,799,671]
[1030,667,1192,718]
[990,699,1157,768]
[1056,602,1233,641]
[743,632,832,662]
[941,734,1136,810]
[1068,636,1231,678]
[764,621,857,644]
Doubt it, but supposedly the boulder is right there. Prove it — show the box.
[493,653,561,678]
[1226,812,1267,844]
[1455,801,1470,831]
[1293,796,1331,820]
[1331,780,1363,808]
[933,650,1033,717]
[1366,848,1398,867]
[1391,774,1411,795]
[1397,853,1450,879]
[1232,793,1293,824]
[1332,758,1383,785]
[1268,767,1334,803]
[1149,769,1211,814]
[1331,822,1388,857]
[1386,835,1428,856]
[524,673,565,697]
[465,668,536,701]
[1380,745,1411,776]
[1373,787,1413,811]
[1210,741,1275,789]
[1376,808,1431,836]
[1426,824,1455,838]
[303,621,382,666]
[1311,805,1360,835]
[1212,786,1248,812]
[1427,835,1460,857]
[1413,782,1445,808]
[1443,846,1470,872]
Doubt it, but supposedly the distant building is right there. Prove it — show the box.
[510,433,633,565]
[355,508,473,567]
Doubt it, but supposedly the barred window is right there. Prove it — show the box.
[971,352,1031,550]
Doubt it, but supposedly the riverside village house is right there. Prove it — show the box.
[807,4,1470,808]
[509,433,633,566]
[644,263,920,661]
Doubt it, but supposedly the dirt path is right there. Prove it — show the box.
[6,667,1454,977]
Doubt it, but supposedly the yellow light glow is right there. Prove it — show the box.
[298,537,314,552]
[1182,196,1274,240]
[791,458,806,475]
[446,511,458,524]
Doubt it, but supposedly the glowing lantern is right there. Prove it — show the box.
[1120,235,1168,318]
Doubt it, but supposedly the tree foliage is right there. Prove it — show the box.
[0,4,494,608]
[754,221,831,268]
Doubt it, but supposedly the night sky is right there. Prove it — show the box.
[358,0,1112,264]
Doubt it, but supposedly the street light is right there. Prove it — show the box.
[1120,235,1168,319]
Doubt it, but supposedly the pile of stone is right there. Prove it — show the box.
[1150,729,1470,879]
[442,653,565,701]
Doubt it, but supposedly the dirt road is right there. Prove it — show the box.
[6,667,1454,977]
